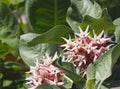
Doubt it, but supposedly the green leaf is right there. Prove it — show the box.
[72,81,85,89]
[25,0,70,33]
[53,58,85,83]
[86,80,95,89]
[80,9,115,35]
[0,3,21,56]
[113,18,120,43]
[112,41,120,66]
[0,40,11,58]
[28,25,74,46]
[36,83,60,89]
[108,6,120,20]
[4,61,26,71]
[86,64,96,89]
[61,75,73,89]
[19,33,58,66]
[86,42,120,89]
[66,0,102,32]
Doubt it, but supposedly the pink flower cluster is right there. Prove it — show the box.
[26,54,64,89]
[61,26,111,76]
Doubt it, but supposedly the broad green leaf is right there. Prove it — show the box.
[36,83,60,89]
[94,48,113,81]
[66,0,102,32]
[25,0,70,33]
[93,48,114,89]
[19,33,58,66]
[0,3,21,56]
[86,41,120,89]
[28,25,74,46]
[80,9,115,35]
[113,18,120,43]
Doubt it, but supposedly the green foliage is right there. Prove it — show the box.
[19,33,60,66]
[86,41,120,89]
[36,83,60,89]
[80,9,115,35]
[0,59,27,89]
[66,0,102,32]
[53,58,85,89]
[28,25,74,46]
[113,18,120,43]
[0,41,11,58]
[109,6,120,20]
[0,3,21,56]
[25,0,70,33]
[0,0,120,89]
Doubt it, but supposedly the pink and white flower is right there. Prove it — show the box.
[61,26,111,77]
[26,54,65,89]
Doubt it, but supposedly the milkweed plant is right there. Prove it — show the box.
[0,0,120,89]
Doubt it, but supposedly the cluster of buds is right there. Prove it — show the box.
[61,26,111,77]
[26,54,65,89]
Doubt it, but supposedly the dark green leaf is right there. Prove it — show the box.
[28,25,74,46]
[108,6,120,20]
[0,3,21,56]
[80,9,115,35]
[25,0,70,33]
[72,81,85,89]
